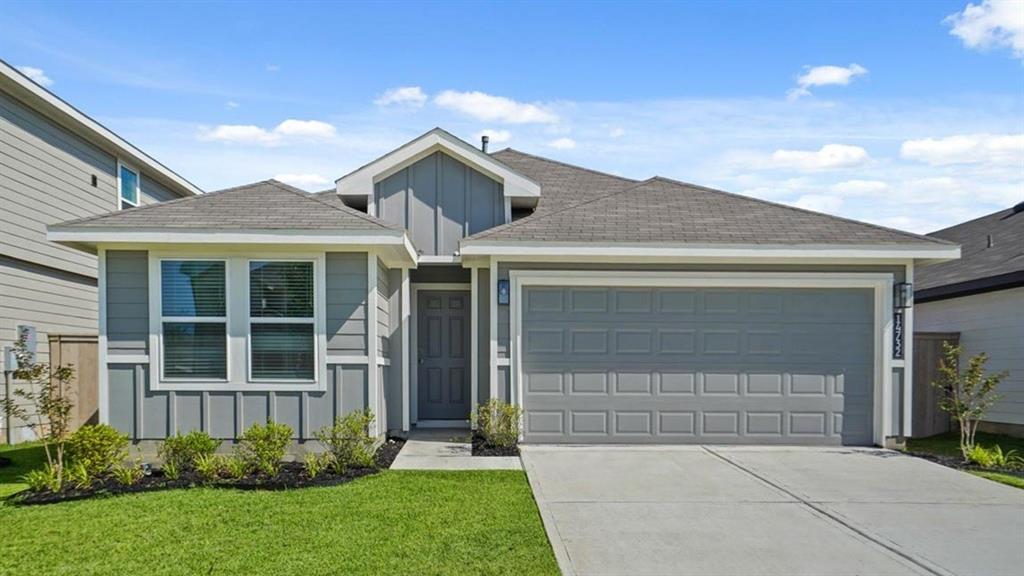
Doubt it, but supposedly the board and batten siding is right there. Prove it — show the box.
[377,258,391,358]
[375,151,504,256]
[103,250,374,440]
[916,287,1024,427]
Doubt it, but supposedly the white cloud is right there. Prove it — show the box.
[266,64,280,72]
[17,66,53,87]
[374,86,428,108]
[770,144,870,170]
[945,0,1024,58]
[273,173,330,188]
[547,137,577,150]
[900,133,1024,165]
[609,127,626,138]
[789,194,844,213]
[199,119,336,145]
[434,90,558,124]
[475,129,512,145]
[226,101,240,109]
[830,179,890,195]
[787,64,868,100]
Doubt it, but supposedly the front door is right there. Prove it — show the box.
[417,290,470,421]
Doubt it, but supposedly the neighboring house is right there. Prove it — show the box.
[1,60,200,440]
[915,203,1024,437]
[48,128,959,448]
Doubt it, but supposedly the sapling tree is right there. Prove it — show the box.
[932,342,1008,461]
[2,335,77,489]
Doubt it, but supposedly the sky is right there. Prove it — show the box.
[2,0,1022,234]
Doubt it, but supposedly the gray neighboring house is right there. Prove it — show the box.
[48,128,959,448]
[915,203,1024,436]
[1,60,200,440]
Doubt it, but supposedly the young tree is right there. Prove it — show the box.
[2,335,76,488]
[932,342,1008,461]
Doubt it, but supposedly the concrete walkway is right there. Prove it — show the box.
[389,428,521,470]
[522,445,1024,576]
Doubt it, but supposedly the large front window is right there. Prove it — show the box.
[160,260,227,380]
[249,261,315,381]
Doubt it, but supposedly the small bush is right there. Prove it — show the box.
[66,461,93,490]
[67,424,129,480]
[236,421,293,476]
[111,462,144,486]
[222,455,248,480]
[315,410,376,473]
[303,452,331,479]
[194,453,226,481]
[472,399,522,448]
[159,430,221,472]
[968,445,1022,469]
[162,459,180,481]
[23,464,61,493]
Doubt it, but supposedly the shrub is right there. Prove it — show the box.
[472,399,522,448]
[932,343,1009,460]
[67,424,129,480]
[162,459,180,481]
[222,455,248,480]
[22,464,61,493]
[194,453,226,481]
[303,451,331,479]
[236,421,293,476]
[314,410,375,473]
[65,461,93,490]
[111,462,144,486]
[159,430,221,472]
[967,445,1023,469]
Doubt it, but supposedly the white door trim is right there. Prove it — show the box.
[508,270,895,446]
[410,282,472,426]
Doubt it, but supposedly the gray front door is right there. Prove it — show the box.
[521,286,875,445]
[417,290,470,420]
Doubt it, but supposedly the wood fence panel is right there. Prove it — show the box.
[912,332,959,438]
[49,334,98,430]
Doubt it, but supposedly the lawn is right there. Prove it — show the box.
[906,431,1024,490]
[0,443,558,576]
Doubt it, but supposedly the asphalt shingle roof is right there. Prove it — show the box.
[915,204,1024,292]
[468,151,951,247]
[53,180,400,232]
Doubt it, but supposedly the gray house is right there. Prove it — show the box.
[916,203,1023,437]
[48,128,959,447]
[1,60,199,440]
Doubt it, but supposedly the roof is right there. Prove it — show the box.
[463,157,955,249]
[52,179,400,231]
[0,59,201,197]
[915,203,1024,302]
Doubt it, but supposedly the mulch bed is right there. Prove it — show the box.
[471,433,519,457]
[7,437,406,506]
[905,450,1024,479]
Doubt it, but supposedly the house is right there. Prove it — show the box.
[47,128,959,448]
[915,203,1024,437]
[0,60,200,441]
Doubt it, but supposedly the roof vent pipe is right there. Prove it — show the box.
[481,135,489,153]
[987,234,994,248]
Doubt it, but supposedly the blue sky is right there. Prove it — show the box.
[3,0,1022,233]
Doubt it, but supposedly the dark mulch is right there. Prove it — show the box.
[0,455,11,468]
[8,437,407,506]
[471,434,519,457]
[905,450,1024,479]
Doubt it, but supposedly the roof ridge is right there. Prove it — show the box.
[465,176,658,242]
[264,180,399,231]
[648,176,955,247]
[492,148,638,183]
[928,205,1018,236]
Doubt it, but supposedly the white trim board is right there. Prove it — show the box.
[507,270,896,446]
[409,282,472,427]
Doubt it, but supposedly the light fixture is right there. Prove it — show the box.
[497,279,510,305]
[894,282,913,309]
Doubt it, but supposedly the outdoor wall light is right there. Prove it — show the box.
[894,282,914,309]
[497,279,510,305]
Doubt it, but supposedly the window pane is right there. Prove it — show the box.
[251,323,314,380]
[163,322,226,379]
[161,261,226,317]
[119,166,139,205]
[250,261,313,318]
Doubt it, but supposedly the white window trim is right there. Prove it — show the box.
[245,258,318,384]
[117,161,140,209]
[148,250,327,392]
[154,257,230,384]
[507,270,895,447]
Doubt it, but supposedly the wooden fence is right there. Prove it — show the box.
[912,332,959,438]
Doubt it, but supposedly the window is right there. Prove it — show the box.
[160,260,227,380]
[119,164,139,209]
[248,261,315,381]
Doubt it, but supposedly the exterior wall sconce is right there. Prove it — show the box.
[894,282,914,309]
[497,279,510,305]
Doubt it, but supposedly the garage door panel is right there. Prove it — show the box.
[521,287,875,445]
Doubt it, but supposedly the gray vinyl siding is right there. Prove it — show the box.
[377,258,390,358]
[139,173,179,204]
[105,250,149,356]
[108,363,370,440]
[326,252,368,355]
[375,151,504,256]
[385,268,405,431]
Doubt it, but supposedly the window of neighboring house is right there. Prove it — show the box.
[160,260,227,380]
[248,260,315,381]
[119,163,140,209]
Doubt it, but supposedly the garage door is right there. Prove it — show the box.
[520,286,875,445]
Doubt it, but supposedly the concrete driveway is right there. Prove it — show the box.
[521,446,1024,576]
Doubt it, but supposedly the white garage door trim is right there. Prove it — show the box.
[509,271,895,446]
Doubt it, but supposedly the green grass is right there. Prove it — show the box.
[906,431,1024,490]
[0,443,557,575]
[0,442,47,498]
